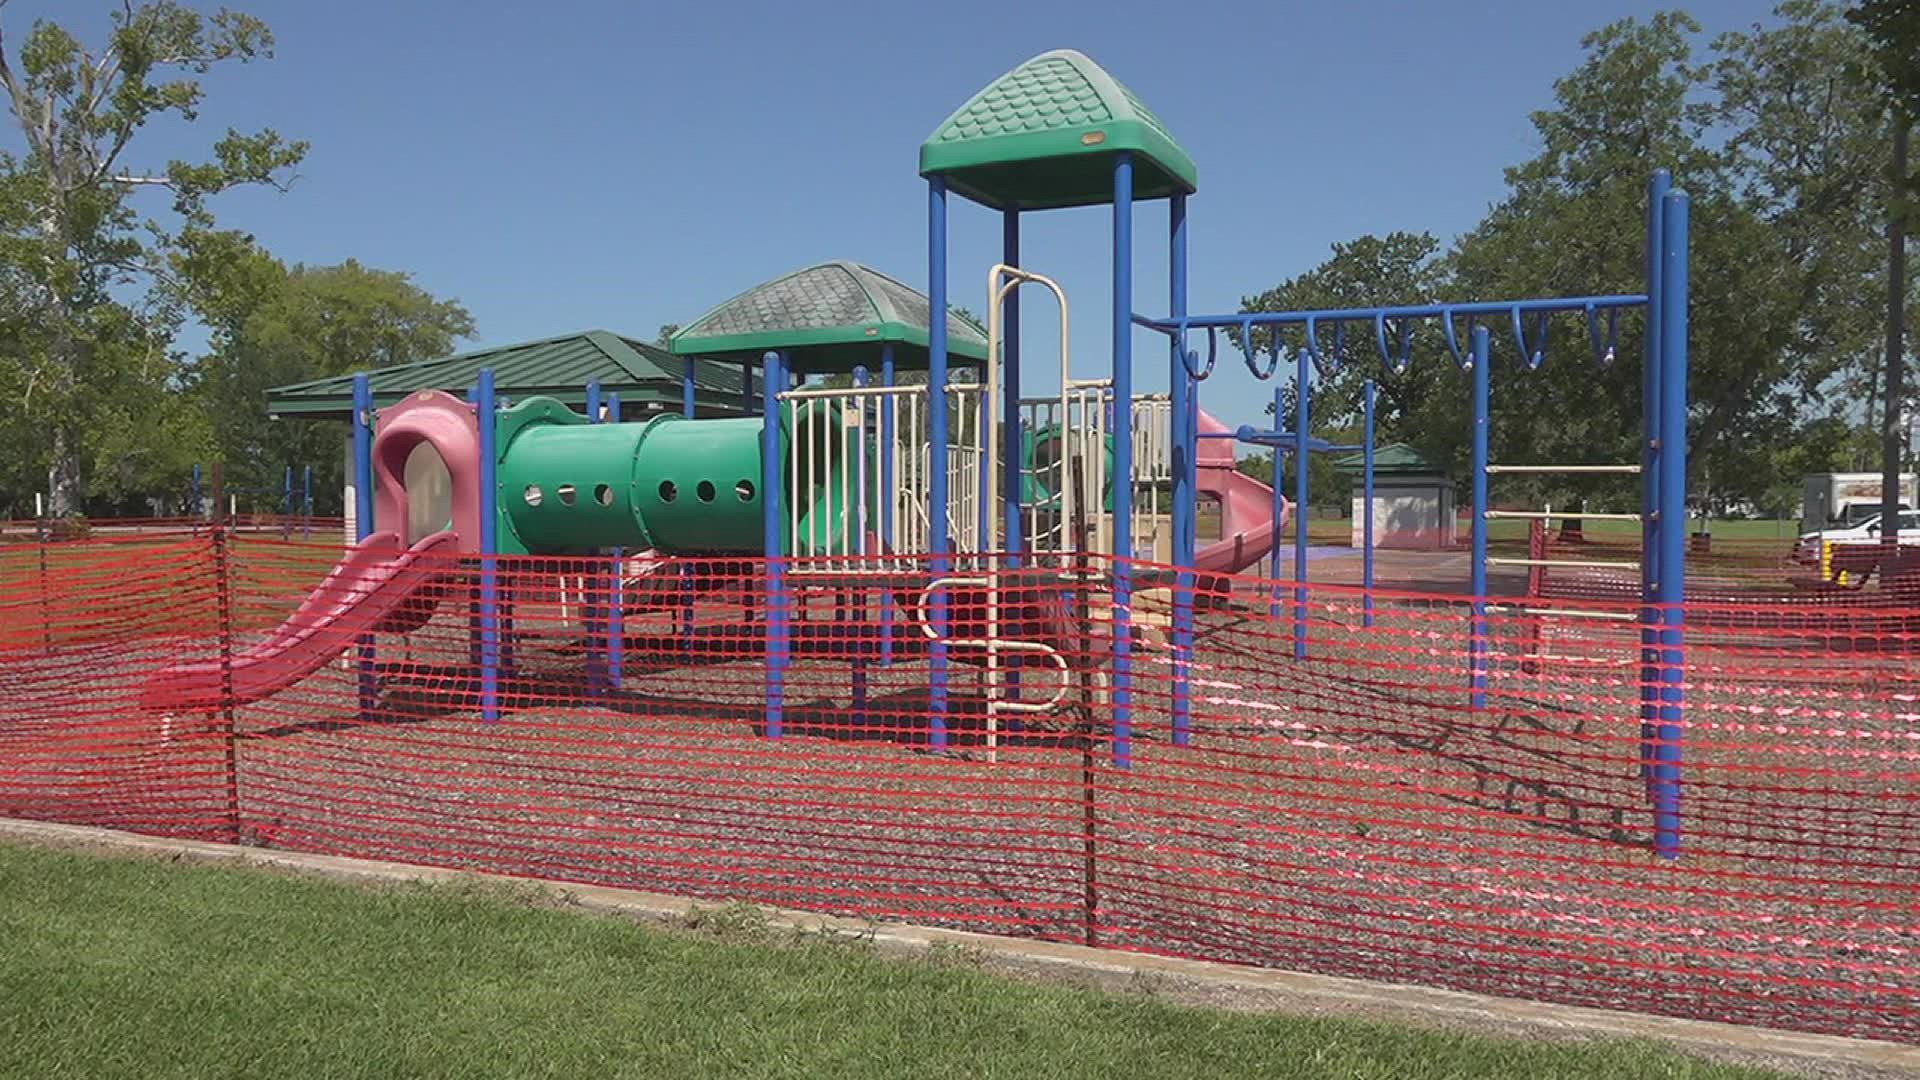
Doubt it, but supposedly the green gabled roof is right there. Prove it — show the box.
[919,49,1196,211]
[1334,442,1448,477]
[266,330,757,420]
[668,260,990,373]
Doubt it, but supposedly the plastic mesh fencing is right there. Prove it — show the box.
[2,526,1917,1042]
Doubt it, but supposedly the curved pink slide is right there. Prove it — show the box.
[141,530,459,712]
[1194,410,1287,575]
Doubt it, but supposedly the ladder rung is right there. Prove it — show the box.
[1483,510,1643,521]
[1488,557,1640,570]
[1485,464,1641,475]
[1490,605,1642,622]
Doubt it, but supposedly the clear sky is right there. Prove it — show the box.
[6,0,1784,431]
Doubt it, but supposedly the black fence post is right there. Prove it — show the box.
[212,521,241,845]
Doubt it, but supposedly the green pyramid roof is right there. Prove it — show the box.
[668,261,990,373]
[1333,442,1448,477]
[919,49,1196,211]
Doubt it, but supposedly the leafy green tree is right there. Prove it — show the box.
[0,0,305,516]
[1849,0,1920,129]
[1235,5,1904,516]
[184,246,474,513]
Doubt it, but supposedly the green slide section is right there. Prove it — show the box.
[493,395,864,557]
[1021,423,1115,511]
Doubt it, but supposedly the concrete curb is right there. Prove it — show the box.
[3,817,1913,1077]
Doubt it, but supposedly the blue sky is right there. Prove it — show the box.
[7,0,1782,431]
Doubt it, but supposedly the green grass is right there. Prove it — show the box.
[0,844,1788,1079]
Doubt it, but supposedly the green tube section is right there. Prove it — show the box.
[494,395,862,556]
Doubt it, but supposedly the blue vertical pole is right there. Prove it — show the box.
[1363,380,1376,628]
[583,380,606,697]
[927,178,950,749]
[880,343,896,668]
[1001,208,1024,555]
[679,360,697,645]
[191,463,203,524]
[351,374,376,722]
[301,465,312,540]
[1270,385,1286,621]
[1168,192,1192,745]
[282,465,293,538]
[1640,170,1669,785]
[850,363,870,725]
[475,368,500,723]
[762,350,787,740]
[1292,347,1310,660]
[1111,153,1134,768]
[1469,327,1491,712]
[607,391,624,691]
[1653,191,1690,860]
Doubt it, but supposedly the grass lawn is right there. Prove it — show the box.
[0,844,1790,1079]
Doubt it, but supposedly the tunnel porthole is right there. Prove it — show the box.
[658,480,677,503]
[557,484,577,506]
[523,484,544,507]
[696,480,716,503]
[594,484,613,507]
[735,479,755,502]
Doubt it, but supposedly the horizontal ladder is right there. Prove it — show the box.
[1485,463,1641,475]
[1483,510,1643,522]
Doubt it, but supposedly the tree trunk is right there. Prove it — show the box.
[46,424,82,518]
[1883,117,1909,547]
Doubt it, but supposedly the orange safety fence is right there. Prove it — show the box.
[1,526,1917,1043]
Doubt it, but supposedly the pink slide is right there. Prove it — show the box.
[1194,410,1287,575]
[141,530,460,712]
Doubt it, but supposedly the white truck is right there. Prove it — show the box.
[1801,472,1916,534]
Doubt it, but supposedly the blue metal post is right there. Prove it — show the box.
[1169,192,1193,745]
[1363,380,1376,628]
[607,392,624,691]
[281,465,293,538]
[927,178,950,748]
[850,364,870,726]
[762,350,787,740]
[1110,153,1134,768]
[191,463,203,524]
[1002,208,1024,555]
[1269,384,1286,622]
[301,465,312,540]
[583,380,606,697]
[1640,170,1669,786]
[1653,191,1690,860]
[999,210,1025,709]
[880,343,896,668]
[475,368,500,723]
[1293,347,1310,660]
[1469,327,1491,712]
[351,373,376,721]
[679,361,697,645]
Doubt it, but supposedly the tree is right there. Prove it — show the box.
[1234,6,1906,516]
[0,1,304,516]
[183,245,474,512]
[655,323,679,347]
[1849,0,1920,131]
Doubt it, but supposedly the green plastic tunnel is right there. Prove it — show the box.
[493,396,865,556]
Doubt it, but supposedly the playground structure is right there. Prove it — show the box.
[144,49,1695,858]
[14,48,1920,1046]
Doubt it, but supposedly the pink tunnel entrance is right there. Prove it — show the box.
[372,390,484,554]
